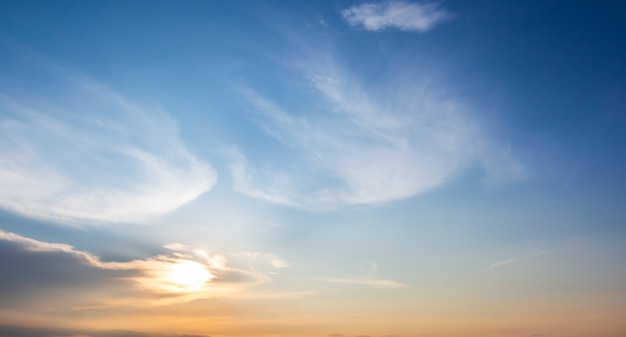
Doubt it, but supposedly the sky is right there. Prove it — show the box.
[0,1,625,336]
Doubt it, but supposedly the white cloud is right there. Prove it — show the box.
[231,251,289,269]
[341,1,450,32]
[233,59,524,210]
[164,242,186,251]
[229,147,298,207]
[0,76,216,225]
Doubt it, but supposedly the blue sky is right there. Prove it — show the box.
[0,1,625,337]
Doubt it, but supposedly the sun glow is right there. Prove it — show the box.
[168,260,212,291]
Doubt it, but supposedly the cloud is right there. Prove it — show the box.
[0,230,288,310]
[317,261,405,289]
[0,325,210,337]
[0,230,137,310]
[319,277,406,289]
[489,250,549,270]
[228,147,298,207]
[0,73,216,225]
[233,58,524,210]
[233,251,288,269]
[341,1,450,32]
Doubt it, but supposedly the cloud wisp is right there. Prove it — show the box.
[341,1,450,32]
[317,261,405,289]
[233,58,524,210]
[318,277,406,289]
[0,74,216,225]
[489,250,549,270]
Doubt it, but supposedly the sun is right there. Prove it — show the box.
[168,260,212,291]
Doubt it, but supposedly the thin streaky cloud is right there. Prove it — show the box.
[228,147,298,207]
[0,74,216,225]
[341,1,450,32]
[317,261,405,289]
[489,250,549,270]
[318,277,406,289]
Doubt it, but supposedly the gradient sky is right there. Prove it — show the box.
[1,1,625,337]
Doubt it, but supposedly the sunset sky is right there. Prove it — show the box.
[1,1,625,337]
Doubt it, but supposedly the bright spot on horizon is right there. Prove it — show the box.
[168,260,212,291]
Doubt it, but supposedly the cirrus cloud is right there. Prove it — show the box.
[0,72,216,225]
[232,57,525,210]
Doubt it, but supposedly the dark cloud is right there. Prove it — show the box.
[0,235,139,309]
[0,325,209,337]
[0,230,287,317]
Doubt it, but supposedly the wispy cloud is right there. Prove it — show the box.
[317,261,405,289]
[318,277,406,289]
[232,251,289,269]
[341,1,450,32]
[0,73,216,225]
[489,250,549,270]
[233,58,524,210]
[228,147,298,207]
